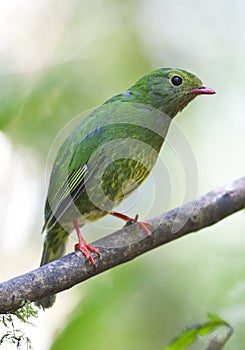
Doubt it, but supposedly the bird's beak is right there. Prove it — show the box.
[191,87,216,95]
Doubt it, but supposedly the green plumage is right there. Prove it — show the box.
[36,68,214,309]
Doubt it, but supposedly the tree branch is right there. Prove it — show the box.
[0,177,244,313]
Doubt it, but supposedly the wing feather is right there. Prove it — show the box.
[43,164,89,231]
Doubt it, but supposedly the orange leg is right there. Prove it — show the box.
[110,211,152,236]
[73,219,100,264]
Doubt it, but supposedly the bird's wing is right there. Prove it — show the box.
[52,164,88,211]
[42,118,107,232]
[42,100,161,232]
[43,163,89,232]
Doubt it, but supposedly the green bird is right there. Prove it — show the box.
[36,68,215,309]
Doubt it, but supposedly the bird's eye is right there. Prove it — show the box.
[171,75,183,86]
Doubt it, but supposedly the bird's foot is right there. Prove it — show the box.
[110,211,152,236]
[74,242,99,265]
[73,219,99,265]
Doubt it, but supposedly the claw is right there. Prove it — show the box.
[74,242,99,265]
[73,219,100,265]
[110,211,152,236]
[137,221,152,236]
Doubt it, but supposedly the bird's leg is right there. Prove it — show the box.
[73,219,100,265]
[110,211,152,236]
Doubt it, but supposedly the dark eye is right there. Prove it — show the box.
[171,75,183,86]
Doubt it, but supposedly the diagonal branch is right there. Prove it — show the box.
[0,177,244,313]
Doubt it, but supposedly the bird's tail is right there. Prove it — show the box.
[35,227,69,309]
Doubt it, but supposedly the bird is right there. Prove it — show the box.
[35,68,215,309]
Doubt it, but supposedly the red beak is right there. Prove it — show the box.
[191,87,216,95]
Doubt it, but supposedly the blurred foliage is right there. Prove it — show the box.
[51,259,187,350]
[0,301,37,349]
[165,314,233,350]
[0,44,150,158]
[0,0,152,158]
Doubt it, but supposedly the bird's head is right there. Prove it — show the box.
[129,68,215,118]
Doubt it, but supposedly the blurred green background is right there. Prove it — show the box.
[0,0,244,349]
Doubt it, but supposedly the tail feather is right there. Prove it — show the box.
[35,228,69,309]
